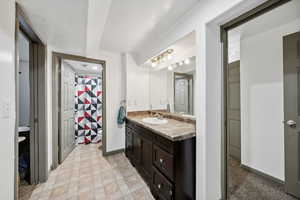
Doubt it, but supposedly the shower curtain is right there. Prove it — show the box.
[75,75,102,144]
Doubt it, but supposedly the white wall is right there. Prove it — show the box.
[18,33,30,126]
[166,72,174,112]
[149,70,168,110]
[240,18,300,181]
[125,53,169,112]
[126,54,150,111]
[228,33,240,63]
[87,50,126,152]
[0,1,16,199]
[19,61,30,126]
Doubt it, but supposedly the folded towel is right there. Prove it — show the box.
[117,105,126,125]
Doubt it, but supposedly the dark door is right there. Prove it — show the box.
[283,31,300,198]
[227,61,241,161]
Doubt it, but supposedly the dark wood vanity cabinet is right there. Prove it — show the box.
[125,119,196,200]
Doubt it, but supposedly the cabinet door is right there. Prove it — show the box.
[125,128,133,158]
[140,137,153,184]
[152,167,174,200]
[133,131,141,165]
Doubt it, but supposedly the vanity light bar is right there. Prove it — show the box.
[151,49,174,66]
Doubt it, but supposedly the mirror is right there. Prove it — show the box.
[148,32,196,117]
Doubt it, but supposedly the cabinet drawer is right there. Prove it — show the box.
[153,145,174,181]
[152,167,174,200]
[154,134,174,154]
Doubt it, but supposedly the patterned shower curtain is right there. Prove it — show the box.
[75,75,102,144]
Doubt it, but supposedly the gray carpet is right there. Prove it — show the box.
[228,158,299,200]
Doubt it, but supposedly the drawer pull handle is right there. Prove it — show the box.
[157,184,161,189]
[159,158,164,164]
[169,190,173,196]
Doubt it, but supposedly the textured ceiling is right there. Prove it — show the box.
[63,59,102,75]
[17,0,89,55]
[100,0,200,53]
[17,0,200,58]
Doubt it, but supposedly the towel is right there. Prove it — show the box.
[117,105,126,125]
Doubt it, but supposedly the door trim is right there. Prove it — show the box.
[220,0,291,199]
[15,3,48,199]
[51,52,107,169]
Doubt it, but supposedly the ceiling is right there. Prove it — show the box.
[18,0,200,57]
[229,0,300,49]
[100,0,199,53]
[17,0,89,55]
[63,59,102,75]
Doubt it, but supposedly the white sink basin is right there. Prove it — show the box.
[18,126,30,133]
[182,114,196,119]
[142,117,168,125]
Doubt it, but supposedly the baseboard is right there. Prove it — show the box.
[240,164,284,185]
[103,148,124,156]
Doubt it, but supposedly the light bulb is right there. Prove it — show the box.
[179,61,184,66]
[168,66,173,71]
[151,62,157,67]
[184,58,190,65]
[167,54,172,60]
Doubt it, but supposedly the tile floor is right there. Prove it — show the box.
[20,144,154,200]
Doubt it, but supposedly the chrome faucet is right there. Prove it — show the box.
[154,113,163,120]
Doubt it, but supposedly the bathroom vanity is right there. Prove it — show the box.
[125,112,196,200]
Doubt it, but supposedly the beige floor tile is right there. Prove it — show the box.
[18,144,154,200]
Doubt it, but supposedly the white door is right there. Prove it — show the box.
[174,78,189,113]
[59,61,75,163]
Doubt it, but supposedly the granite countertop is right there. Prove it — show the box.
[126,114,196,141]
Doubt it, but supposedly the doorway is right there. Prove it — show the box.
[15,4,48,200]
[174,73,194,115]
[221,0,300,199]
[52,53,106,169]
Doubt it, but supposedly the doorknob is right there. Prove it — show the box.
[285,120,297,128]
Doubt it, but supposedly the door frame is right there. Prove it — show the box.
[15,3,48,199]
[51,52,106,169]
[220,0,291,199]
